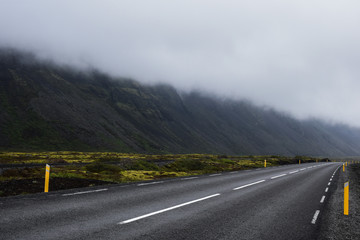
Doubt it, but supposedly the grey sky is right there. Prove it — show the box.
[1,0,360,126]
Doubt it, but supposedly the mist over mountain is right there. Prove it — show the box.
[1,49,360,156]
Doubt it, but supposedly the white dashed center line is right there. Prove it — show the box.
[233,180,266,190]
[270,174,287,179]
[289,170,299,174]
[118,193,221,224]
[320,196,325,203]
[325,187,329,192]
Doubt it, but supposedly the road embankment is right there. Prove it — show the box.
[318,164,360,239]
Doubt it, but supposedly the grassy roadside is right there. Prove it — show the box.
[0,152,327,197]
[318,163,360,239]
[0,151,322,165]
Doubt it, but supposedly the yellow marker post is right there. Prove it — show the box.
[344,181,349,215]
[346,161,348,166]
[343,164,345,172]
[264,160,266,168]
[299,160,301,165]
[44,164,50,193]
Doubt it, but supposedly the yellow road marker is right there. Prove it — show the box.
[44,164,50,193]
[344,181,349,215]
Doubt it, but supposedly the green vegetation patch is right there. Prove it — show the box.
[0,152,327,197]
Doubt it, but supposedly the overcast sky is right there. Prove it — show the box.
[1,0,360,127]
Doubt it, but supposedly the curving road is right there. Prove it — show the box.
[0,162,342,240]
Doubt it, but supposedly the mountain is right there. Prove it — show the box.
[1,48,360,156]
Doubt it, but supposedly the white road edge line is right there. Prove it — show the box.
[233,180,266,190]
[311,210,320,224]
[137,181,164,186]
[209,173,222,177]
[118,193,221,224]
[320,196,326,203]
[270,174,287,179]
[181,177,199,181]
[62,188,108,196]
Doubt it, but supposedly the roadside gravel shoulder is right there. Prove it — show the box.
[318,164,360,239]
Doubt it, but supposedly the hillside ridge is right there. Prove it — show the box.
[1,49,360,156]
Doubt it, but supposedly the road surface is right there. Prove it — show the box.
[0,162,342,240]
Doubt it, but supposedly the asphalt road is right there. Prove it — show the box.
[0,162,342,240]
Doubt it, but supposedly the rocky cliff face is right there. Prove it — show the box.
[1,49,360,156]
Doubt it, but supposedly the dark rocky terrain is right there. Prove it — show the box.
[0,177,113,197]
[2,48,360,156]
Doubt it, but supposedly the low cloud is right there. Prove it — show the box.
[1,0,360,126]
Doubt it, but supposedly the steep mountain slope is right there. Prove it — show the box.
[1,49,360,156]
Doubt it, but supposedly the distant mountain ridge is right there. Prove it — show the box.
[1,48,360,156]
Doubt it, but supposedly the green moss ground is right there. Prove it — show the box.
[0,152,327,197]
